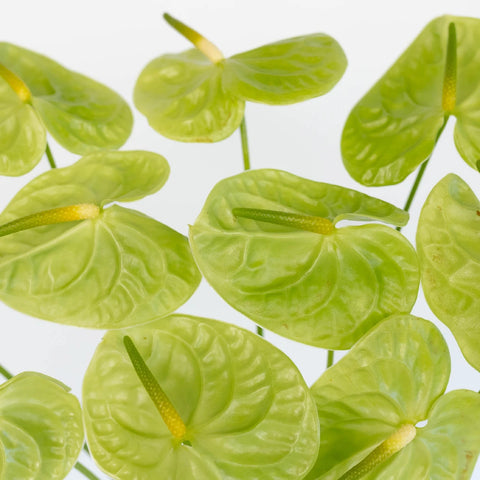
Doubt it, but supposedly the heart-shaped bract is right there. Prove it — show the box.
[189,168,419,349]
[417,173,480,372]
[0,372,83,480]
[307,314,480,480]
[134,14,347,142]
[342,15,480,185]
[83,314,320,480]
[0,42,133,176]
[0,151,201,328]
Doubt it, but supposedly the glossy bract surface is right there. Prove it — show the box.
[0,372,83,480]
[83,314,320,480]
[0,151,201,328]
[189,169,419,349]
[342,15,480,185]
[417,174,480,371]
[307,314,480,480]
[134,31,346,142]
[0,42,133,175]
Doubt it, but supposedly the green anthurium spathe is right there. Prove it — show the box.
[307,314,480,480]
[0,371,83,480]
[0,42,133,176]
[189,168,419,349]
[133,13,347,142]
[417,174,480,372]
[82,314,320,480]
[342,15,480,186]
[0,72,46,176]
[0,151,201,328]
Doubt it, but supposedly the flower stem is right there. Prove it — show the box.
[396,115,449,232]
[45,142,57,169]
[396,159,430,232]
[397,25,456,232]
[327,350,335,368]
[74,462,102,480]
[238,115,264,337]
[0,364,13,380]
[240,116,250,171]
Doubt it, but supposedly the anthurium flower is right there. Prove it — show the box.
[0,372,83,479]
[83,314,320,480]
[0,42,133,176]
[0,151,200,328]
[189,168,419,349]
[342,15,480,186]
[134,13,347,142]
[307,314,480,480]
[417,174,480,372]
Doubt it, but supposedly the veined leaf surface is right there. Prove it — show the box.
[83,314,320,480]
[134,16,346,142]
[0,77,46,176]
[189,169,419,349]
[307,315,480,480]
[0,151,200,328]
[342,15,480,185]
[134,50,245,142]
[0,372,83,480]
[224,34,347,105]
[417,174,480,371]
[0,42,133,156]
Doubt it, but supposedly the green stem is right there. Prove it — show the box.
[327,350,335,368]
[0,364,13,380]
[74,462,102,480]
[45,142,57,169]
[239,116,250,171]
[239,115,263,336]
[396,116,449,232]
[395,159,430,232]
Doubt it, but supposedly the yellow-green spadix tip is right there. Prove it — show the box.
[123,335,187,440]
[163,12,224,64]
[0,63,32,103]
[341,424,416,480]
[0,204,100,238]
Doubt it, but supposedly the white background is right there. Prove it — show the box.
[1,0,480,478]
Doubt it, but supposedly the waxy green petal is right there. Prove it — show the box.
[0,151,200,328]
[306,315,480,480]
[189,169,418,349]
[417,174,480,371]
[0,372,83,480]
[224,34,347,104]
[134,50,245,142]
[83,314,319,480]
[0,78,46,176]
[340,391,480,480]
[134,19,346,143]
[0,42,133,155]
[342,15,480,186]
